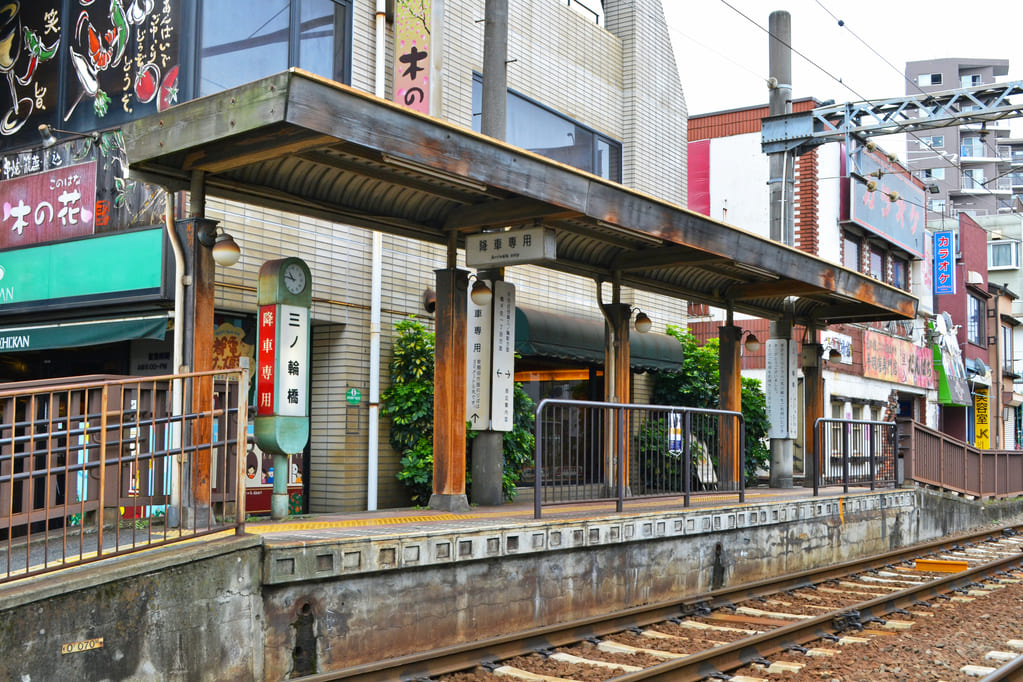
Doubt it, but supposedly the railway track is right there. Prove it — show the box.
[298,524,1023,681]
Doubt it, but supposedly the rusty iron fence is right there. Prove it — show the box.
[811,418,898,494]
[0,368,248,584]
[897,418,1023,498]
[532,399,745,518]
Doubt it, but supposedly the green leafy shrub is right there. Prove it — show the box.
[382,318,535,504]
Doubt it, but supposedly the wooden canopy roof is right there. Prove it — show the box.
[122,69,917,325]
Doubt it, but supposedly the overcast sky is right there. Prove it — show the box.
[663,0,1023,118]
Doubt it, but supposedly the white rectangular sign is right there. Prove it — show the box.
[765,338,797,439]
[465,226,556,268]
[466,280,493,430]
[490,281,516,432]
[276,304,310,417]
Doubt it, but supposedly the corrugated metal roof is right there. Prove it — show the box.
[122,69,916,326]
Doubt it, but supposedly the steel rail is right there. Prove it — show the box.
[980,653,1023,681]
[293,524,1023,681]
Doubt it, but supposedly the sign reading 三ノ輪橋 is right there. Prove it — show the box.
[393,0,431,114]
[842,143,926,259]
[863,330,935,389]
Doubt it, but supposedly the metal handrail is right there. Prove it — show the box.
[812,418,898,495]
[533,399,745,518]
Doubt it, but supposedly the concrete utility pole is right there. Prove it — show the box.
[471,0,509,506]
[767,10,795,488]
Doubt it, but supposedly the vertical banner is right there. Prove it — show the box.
[466,279,493,430]
[765,338,797,438]
[933,230,956,296]
[490,281,516,432]
[393,0,431,114]
[975,387,990,449]
[256,304,277,416]
[276,304,310,418]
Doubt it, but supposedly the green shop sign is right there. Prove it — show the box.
[0,228,169,314]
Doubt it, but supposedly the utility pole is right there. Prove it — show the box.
[767,10,795,488]
[471,0,509,506]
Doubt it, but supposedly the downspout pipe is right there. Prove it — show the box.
[165,190,184,525]
[367,0,387,510]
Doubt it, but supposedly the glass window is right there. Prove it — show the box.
[917,73,942,87]
[918,135,944,148]
[929,199,946,214]
[968,295,985,346]
[199,0,350,97]
[989,241,1019,270]
[921,167,945,180]
[1003,325,1014,372]
[471,75,622,182]
[964,168,985,189]
[869,245,885,280]
[891,257,909,290]
[962,74,981,88]
[843,233,860,271]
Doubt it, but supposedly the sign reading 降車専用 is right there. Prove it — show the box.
[0,228,167,315]
[465,226,557,268]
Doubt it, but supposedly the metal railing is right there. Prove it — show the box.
[0,368,248,584]
[532,399,744,518]
[811,418,898,495]
[898,418,1023,498]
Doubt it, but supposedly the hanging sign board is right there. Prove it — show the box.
[465,226,557,268]
[490,281,516,432]
[467,279,493,430]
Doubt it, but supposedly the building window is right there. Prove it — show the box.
[471,74,622,182]
[963,168,985,190]
[891,256,909,290]
[928,199,946,214]
[962,74,981,88]
[843,233,861,271]
[869,245,885,280]
[921,167,945,180]
[917,73,943,87]
[968,295,985,346]
[989,241,1020,270]
[961,137,985,158]
[198,0,352,97]
[918,135,944,148]
[1003,325,1014,373]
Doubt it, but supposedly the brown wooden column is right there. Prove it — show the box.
[429,267,470,512]
[802,340,824,489]
[719,324,742,488]
[603,304,631,493]
[177,213,216,528]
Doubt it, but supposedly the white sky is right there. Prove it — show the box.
[663,0,1023,119]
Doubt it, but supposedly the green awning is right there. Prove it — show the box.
[0,314,169,352]
[515,306,682,372]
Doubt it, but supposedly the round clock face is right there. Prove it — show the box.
[283,263,307,295]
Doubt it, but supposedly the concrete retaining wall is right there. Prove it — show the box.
[3,489,1023,680]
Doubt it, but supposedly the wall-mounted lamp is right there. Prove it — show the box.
[422,288,437,313]
[468,274,493,306]
[632,308,652,333]
[741,329,761,354]
[927,183,941,194]
[37,124,98,149]
[195,220,241,267]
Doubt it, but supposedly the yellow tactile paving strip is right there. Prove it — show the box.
[244,490,817,536]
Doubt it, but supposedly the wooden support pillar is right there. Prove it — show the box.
[429,267,470,512]
[719,324,742,488]
[603,304,631,493]
[803,340,824,490]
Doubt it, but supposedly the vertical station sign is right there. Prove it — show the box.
[466,279,493,429]
[765,338,798,438]
[255,258,312,456]
[466,279,515,432]
[490,281,515,431]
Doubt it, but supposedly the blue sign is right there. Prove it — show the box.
[933,230,956,295]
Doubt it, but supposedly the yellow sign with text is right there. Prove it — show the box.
[974,387,989,449]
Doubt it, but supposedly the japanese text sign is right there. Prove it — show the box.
[845,145,925,258]
[393,0,431,114]
[933,230,956,296]
[0,162,96,248]
[257,304,309,419]
[863,330,935,389]
[465,226,557,268]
